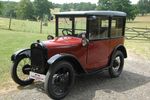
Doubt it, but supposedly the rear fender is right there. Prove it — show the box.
[108,45,127,66]
[11,49,31,62]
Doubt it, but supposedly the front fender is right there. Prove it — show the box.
[47,53,86,74]
[47,54,62,65]
[47,54,78,65]
[11,49,31,62]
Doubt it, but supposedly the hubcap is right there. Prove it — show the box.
[22,64,31,75]
[52,68,70,95]
[112,56,121,72]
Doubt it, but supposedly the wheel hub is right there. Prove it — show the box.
[113,56,121,71]
[22,64,31,75]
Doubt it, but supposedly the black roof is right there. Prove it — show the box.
[55,11,127,17]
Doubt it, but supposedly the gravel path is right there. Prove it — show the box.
[0,52,150,100]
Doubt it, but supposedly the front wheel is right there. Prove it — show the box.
[109,51,124,78]
[11,55,34,86]
[44,61,75,100]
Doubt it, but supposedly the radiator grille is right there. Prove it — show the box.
[31,47,46,73]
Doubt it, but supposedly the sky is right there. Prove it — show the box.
[0,0,139,4]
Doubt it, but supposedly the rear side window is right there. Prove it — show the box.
[111,17,124,37]
[89,17,109,40]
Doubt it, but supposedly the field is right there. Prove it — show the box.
[0,16,150,90]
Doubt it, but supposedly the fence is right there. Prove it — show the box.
[125,27,150,40]
[1,17,150,40]
[0,17,55,34]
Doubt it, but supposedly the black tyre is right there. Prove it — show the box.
[109,51,124,78]
[44,61,75,100]
[11,55,34,86]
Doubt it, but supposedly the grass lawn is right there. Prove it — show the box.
[0,29,47,89]
[0,16,150,90]
[125,40,150,60]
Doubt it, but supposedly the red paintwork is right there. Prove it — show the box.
[43,36,124,72]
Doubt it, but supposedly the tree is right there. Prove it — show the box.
[97,0,137,20]
[2,2,17,18]
[138,0,150,16]
[60,2,96,11]
[16,0,34,20]
[33,0,53,19]
[0,2,3,15]
[97,0,112,10]
[74,2,96,11]
[60,3,71,11]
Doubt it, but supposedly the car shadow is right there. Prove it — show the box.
[17,70,150,100]
[65,70,150,100]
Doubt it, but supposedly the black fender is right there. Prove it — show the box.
[47,53,86,74]
[11,49,31,62]
[108,45,127,66]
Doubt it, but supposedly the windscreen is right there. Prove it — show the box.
[58,17,86,37]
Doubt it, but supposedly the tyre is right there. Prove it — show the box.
[109,51,124,78]
[11,55,34,86]
[44,61,75,100]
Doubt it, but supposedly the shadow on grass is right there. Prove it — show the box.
[17,70,150,100]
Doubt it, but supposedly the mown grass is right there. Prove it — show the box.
[0,29,47,88]
[0,16,150,90]
[125,40,150,60]
[0,17,55,34]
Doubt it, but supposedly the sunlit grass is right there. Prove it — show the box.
[0,29,47,88]
[0,17,55,34]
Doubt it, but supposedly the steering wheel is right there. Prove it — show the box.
[62,29,72,36]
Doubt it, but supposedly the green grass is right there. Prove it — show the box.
[0,16,150,90]
[0,17,55,34]
[125,40,150,60]
[0,29,47,88]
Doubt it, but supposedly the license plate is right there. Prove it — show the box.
[29,71,46,82]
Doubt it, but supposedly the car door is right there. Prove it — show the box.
[86,16,110,70]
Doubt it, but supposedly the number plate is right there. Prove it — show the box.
[29,71,45,82]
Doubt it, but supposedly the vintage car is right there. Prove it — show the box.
[11,11,127,99]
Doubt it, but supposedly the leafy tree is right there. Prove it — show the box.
[33,0,53,19]
[60,3,71,11]
[0,2,3,15]
[2,2,17,18]
[138,0,150,16]
[74,2,96,11]
[16,0,34,20]
[97,0,112,10]
[97,0,138,20]
[60,2,96,11]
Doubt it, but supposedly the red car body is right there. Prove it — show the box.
[43,36,124,71]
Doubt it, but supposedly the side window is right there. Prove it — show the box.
[89,17,109,40]
[111,17,124,37]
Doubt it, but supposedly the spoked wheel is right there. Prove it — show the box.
[44,61,75,100]
[109,51,124,78]
[11,55,34,86]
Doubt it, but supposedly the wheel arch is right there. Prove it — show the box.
[47,54,86,74]
[116,45,127,58]
[11,49,31,62]
[108,45,127,66]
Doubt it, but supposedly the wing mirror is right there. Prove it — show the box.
[81,33,89,47]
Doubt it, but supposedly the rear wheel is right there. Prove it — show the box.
[109,51,124,78]
[11,55,34,86]
[44,61,75,100]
